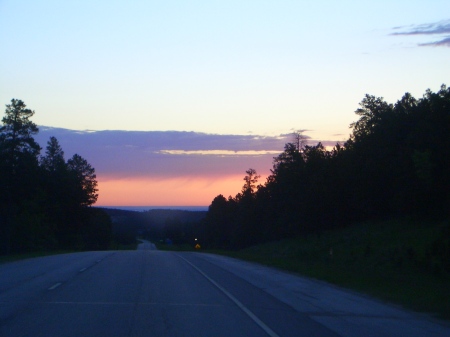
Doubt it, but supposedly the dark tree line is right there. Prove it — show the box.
[101,208,207,246]
[200,85,450,250]
[0,99,111,254]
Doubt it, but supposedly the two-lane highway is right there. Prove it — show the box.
[1,250,449,336]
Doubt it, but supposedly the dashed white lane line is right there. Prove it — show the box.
[177,254,281,337]
[48,283,62,290]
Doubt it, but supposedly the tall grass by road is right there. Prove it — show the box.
[154,216,450,320]
[214,217,450,320]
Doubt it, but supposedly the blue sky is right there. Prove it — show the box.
[1,0,448,138]
[1,1,449,205]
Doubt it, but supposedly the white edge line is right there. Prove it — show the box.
[48,282,62,290]
[176,254,280,337]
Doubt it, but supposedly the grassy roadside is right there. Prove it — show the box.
[158,217,449,320]
[0,240,140,264]
[0,250,76,264]
[212,218,450,320]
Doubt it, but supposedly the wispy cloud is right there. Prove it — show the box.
[418,36,450,47]
[34,127,342,205]
[35,127,291,179]
[36,127,341,178]
[159,150,282,156]
[390,19,450,47]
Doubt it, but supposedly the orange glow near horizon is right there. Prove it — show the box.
[95,175,266,206]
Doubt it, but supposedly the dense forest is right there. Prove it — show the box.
[102,208,206,246]
[198,86,450,263]
[2,86,449,263]
[0,99,111,254]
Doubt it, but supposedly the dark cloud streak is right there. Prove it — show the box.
[35,128,285,178]
[419,36,450,47]
[391,20,450,35]
[35,127,340,179]
[390,19,450,47]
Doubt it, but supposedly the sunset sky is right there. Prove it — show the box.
[1,1,449,207]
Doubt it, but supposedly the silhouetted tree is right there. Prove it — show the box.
[241,168,260,196]
[203,85,450,250]
[0,99,41,253]
[204,194,232,248]
[67,154,98,207]
[39,137,70,246]
[292,130,307,152]
[0,99,40,169]
[40,136,65,172]
[0,99,110,253]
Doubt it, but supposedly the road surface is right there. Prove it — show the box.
[0,250,449,336]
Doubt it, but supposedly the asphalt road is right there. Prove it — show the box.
[0,250,449,337]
